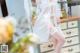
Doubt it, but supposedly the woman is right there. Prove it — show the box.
[24,0,65,53]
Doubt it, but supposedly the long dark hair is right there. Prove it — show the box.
[0,0,8,17]
[0,0,4,4]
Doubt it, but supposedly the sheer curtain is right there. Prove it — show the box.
[24,0,33,32]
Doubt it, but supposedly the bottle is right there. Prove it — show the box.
[59,0,68,19]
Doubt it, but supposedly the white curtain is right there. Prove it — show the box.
[24,0,32,24]
[24,0,33,33]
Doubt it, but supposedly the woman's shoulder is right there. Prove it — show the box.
[5,16,17,26]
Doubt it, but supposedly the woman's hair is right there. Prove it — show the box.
[0,0,2,4]
[0,0,4,4]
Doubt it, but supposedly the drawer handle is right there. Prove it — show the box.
[66,32,71,34]
[67,40,72,43]
[71,23,75,25]
[48,44,53,48]
[68,48,73,52]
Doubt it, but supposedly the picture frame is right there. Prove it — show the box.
[1,44,8,53]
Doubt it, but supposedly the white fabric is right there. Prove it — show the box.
[0,16,17,34]
[50,26,65,38]
[33,0,62,43]
[5,16,17,27]
[25,0,64,43]
[24,0,32,24]
[0,18,7,34]
[36,0,62,18]
[33,13,52,43]
[5,16,17,32]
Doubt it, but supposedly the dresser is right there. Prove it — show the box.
[39,17,80,53]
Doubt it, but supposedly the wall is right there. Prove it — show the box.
[71,5,80,16]
[6,0,25,19]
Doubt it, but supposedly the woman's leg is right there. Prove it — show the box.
[50,27,65,53]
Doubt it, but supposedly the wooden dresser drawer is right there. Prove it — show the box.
[64,36,79,46]
[62,45,80,53]
[40,42,54,52]
[45,51,54,53]
[68,20,78,28]
[63,28,79,37]
[60,22,67,30]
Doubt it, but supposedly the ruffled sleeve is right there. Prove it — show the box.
[5,16,17,34]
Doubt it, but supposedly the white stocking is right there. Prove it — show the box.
[50,27,65,53]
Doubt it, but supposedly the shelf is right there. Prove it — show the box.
[68,0,80,6]
[68,1,80,6]
[60,16,80,23]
